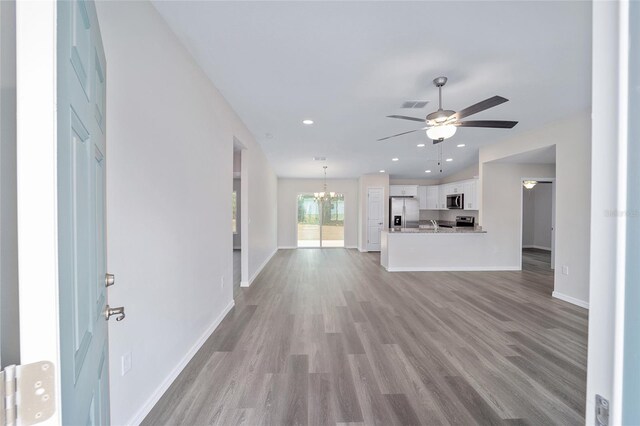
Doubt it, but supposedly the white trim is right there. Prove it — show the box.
[552,291,590,309]
[522,245,552,251]
[16,2,62,424]
[241,247,277,287]
[278,246,298,250]
[127,299,235,425]
[345,245,358,249]
[384,265,521,272]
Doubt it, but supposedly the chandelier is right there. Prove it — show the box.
[314,166,335,203]
[523,180,538,189]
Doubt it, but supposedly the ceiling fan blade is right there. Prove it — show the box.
[377,127,427,141]
[449,95,509,121]
[386,115,425,123]
[455,120,518,128]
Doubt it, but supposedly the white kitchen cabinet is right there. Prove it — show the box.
[418,186,428,209]
[389,185,418,197]
[463,179,479,210]
[437,185,447,209]
[450,182,464,194]
[426,186,439,210]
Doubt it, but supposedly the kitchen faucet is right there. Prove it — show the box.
[430,219,439,231]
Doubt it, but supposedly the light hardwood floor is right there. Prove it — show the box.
[143,248,587,425]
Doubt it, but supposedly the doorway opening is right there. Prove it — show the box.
[521,178,556,279]
[232,140,246,292]
[296,193,344,248]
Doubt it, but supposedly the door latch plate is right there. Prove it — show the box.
[595,394,609,426]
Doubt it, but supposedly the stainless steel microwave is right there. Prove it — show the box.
[446,193,464,209]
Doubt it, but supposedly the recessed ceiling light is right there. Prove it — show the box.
[392,158,399,161]
[425,170,431,173]
[379,169,385,173]
[446,158,453,162]
[302,119,314,125]
[457,144,465,147]
[417,143,425,148]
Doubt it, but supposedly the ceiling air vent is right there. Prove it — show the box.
[401,100,429,109]
[313,156,327,161]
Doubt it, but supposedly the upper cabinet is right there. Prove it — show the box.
[415,178,479,210]
[389,185,418,197]
[463,179,479,210]
[418,186,428,209]
[426,186,440,210]
[437,185,447,209]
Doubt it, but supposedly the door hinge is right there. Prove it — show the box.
[1,361,55,426]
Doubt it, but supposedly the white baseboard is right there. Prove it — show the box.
[241,247,278,288]
[345,246,358,249]
[552,291,589,309]
[277,246,298,250]
[384,265,521,272]
[522,245,552,251]
[128,299,235,425]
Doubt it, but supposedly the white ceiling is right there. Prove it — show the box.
[152,1,591,179]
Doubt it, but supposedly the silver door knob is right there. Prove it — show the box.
[104,305,125,321]
[105,273,115,287]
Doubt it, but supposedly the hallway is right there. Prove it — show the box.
[144,249,587,425]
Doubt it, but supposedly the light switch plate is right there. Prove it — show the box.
[562,265,569,275]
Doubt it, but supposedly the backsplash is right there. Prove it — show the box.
[419,209,479,223]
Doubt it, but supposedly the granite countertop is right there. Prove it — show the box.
[386,226,486,234]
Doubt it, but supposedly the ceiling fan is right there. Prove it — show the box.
[378,76,518,144]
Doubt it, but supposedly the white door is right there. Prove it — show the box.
[367,187,384,251]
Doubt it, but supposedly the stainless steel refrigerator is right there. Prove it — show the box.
[390,197,420,228]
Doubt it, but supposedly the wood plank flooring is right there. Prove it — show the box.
[143,248,587,425]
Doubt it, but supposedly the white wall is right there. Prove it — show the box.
[482,162,556,267]
[522,183,553,250]
[278,178,358,248]
[480,113,591,306]
[95,2,277,424]
[438,164,479,184]
[0,0,20,367]
[358,173,389,251]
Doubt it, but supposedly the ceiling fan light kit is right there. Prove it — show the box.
[378,76,519,143]
[426,124,457,141]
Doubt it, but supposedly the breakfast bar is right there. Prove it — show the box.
[380,227,505,272]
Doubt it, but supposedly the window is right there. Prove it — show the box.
[296,193,344,248]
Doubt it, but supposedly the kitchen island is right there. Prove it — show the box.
[380,227,515,272]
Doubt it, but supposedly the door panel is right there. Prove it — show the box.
[58,1,109,424]
[367,188,384,251]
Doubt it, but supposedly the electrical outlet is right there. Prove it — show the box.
[562,265,569,275]
[121,352,132,376]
